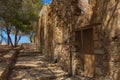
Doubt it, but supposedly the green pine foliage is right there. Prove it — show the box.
[0,0,42,46]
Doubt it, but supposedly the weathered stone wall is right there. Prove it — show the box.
[21,43,37,51]
[39,0,97,76]
[38,0,120,79]
[91,0,120,79]
[47,0,97,77]
[48,1,72,73]
[37,5,55,61]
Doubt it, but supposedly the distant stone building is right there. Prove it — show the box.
[37,0,120,80]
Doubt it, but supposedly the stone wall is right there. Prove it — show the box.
[91,0,120,79]
[38,0,120,79]
[45,0,95,76]
[21,43,37,51]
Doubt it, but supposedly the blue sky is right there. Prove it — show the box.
[42,0,52,4]
[0,0,53,44]
[0,31,30,44]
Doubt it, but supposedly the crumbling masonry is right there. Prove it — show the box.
[36,0,120,80]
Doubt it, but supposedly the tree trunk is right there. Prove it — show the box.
[6,27,14,47]
[30,36,32,43]
[14,29,19,47]
[16,34,21,45]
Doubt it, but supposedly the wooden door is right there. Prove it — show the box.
[75,31,84,72]
[83,28,94,77]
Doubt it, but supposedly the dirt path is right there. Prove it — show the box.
[0,50,93,80]
[9,51,70,80]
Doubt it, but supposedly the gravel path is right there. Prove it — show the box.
[9,51,69,80]
[0,50,94,80]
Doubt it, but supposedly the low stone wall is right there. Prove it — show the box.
[0,49,20,80]
[21,43,37,51]
[0,45,11,49]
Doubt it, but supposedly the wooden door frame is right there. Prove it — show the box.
[74,27,95,77]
